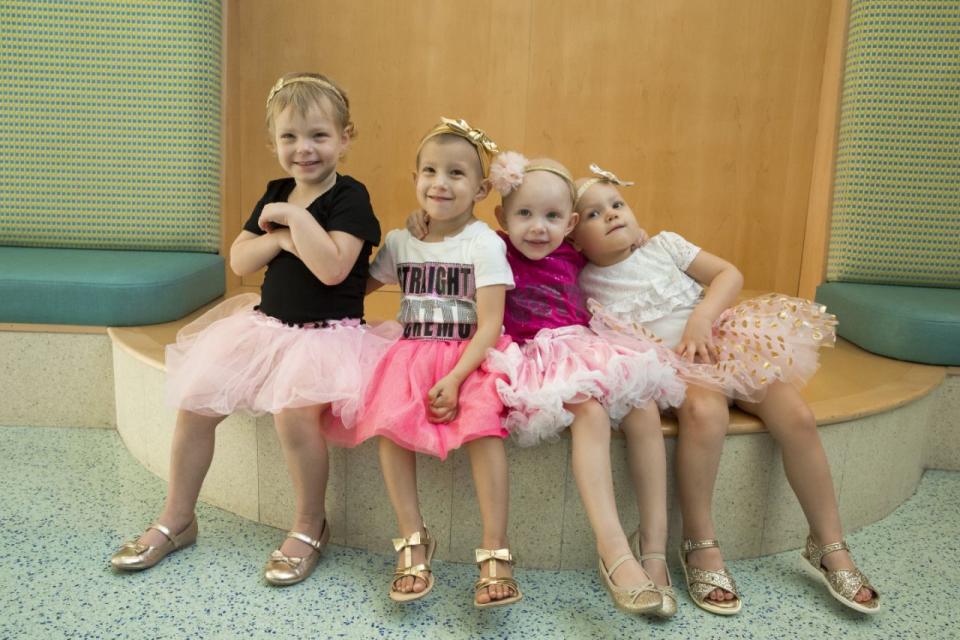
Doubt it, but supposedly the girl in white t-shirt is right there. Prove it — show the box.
[572,165,879,616]
[325,118,521,608]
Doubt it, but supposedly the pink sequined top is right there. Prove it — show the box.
[500,231,591,343]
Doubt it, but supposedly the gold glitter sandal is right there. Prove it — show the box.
[630,530,677,618]
[474,548,523,608]
[678,538,742,615]
[389,526,437,603]
[799,535,880,614]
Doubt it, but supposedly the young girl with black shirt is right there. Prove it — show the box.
[111,73,399,586]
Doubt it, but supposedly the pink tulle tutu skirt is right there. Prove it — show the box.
[486,325,686,446]
[165,293,402,425]
[590,293,837,403]
[324,336,512,460]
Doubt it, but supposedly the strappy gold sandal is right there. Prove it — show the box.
[678,538,742,615]
[799,535,880,614]
[389,526,437,603]
[110,517,198,571]
[474,548,523,609]
[630,530,677,618]
[263,520,330,586]
[598,553,662,614]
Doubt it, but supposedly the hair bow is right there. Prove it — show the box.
[575,163,636,209]
[587,163,635,187]
[440,117,500,156]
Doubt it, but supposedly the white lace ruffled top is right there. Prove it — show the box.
[579,231,703,324]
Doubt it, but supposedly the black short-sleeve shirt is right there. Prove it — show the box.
[242,175,380,324]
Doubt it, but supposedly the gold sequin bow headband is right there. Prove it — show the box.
[418,117,500,177]
[574,164,636,208]
[266,75,346,109]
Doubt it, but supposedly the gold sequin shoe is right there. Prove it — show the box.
[630,530,677,618]
[110,517,198,571]
[598,553,662,614]
[263,521,330,586]
[799,535,880,614]
[474,548,523,609]
[389,525,437,603]
[678,538,742,615]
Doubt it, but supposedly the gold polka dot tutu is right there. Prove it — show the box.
[589,293,838,403]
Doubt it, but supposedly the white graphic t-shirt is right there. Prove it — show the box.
[370,220,515,340]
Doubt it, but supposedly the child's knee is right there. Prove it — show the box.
[679,393,728,439]
[784,402,817,435]
[567,399,610,434]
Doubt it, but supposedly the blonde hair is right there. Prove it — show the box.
[265,72,356,139]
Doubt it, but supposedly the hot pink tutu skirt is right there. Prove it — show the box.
[590,293,837,403]
[486,325,686,446]
[165,293,402,425]
[324,336,512,460]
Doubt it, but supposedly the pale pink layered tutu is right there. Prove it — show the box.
[590,293,837,403]
[486,325,686,446]
[165,293,402,424]
[324,336,512,460]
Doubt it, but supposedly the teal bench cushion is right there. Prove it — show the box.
[816,282,960,366]
[0,247,224,326]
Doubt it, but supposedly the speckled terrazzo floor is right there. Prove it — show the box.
[1,426,958,640]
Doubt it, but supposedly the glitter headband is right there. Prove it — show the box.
[574,164,636,209]
[266,75,346,109]
[417,117,499,177]
[489,152,576,202]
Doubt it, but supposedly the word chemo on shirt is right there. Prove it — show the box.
[397,262,478,340]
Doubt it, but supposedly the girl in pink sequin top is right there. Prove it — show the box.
[413,153,686,616]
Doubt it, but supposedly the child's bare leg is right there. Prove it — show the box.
[140,409,225,546]
[675,386,735,602]
[465,436,515,604]
[621,401,669,586]
[738,382,873,602]
[378,437,428,595]
[274,405,329,557]
[568,400,653,589]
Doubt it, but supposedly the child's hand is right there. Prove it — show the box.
[259,202,304,232]
[404,209,430,240]
[426,375,460,423]
[632,228,650,249]
[273,228,298,256]
[676,313,715,363]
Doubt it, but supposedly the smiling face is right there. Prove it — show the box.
[272,99,350,191]
[496,170,577,260]
[571,181,642,265]
[414,135,488,229]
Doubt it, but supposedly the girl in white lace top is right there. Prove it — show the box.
[570,166,879,616]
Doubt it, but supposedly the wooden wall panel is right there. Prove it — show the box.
[224,0,835,296]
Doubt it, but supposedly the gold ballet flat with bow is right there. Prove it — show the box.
[263,521,330,586]
[110,517,198,571]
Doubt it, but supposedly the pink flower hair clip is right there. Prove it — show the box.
[489,151,529,196]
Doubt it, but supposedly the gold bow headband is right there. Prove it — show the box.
[417,117,500,177]
[266,75,346,109]
[574,163,636,208]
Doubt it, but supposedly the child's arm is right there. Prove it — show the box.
[678,250,743,363]
[426,284,507,423]
[258,202,364,286]
[229,230,290,276]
